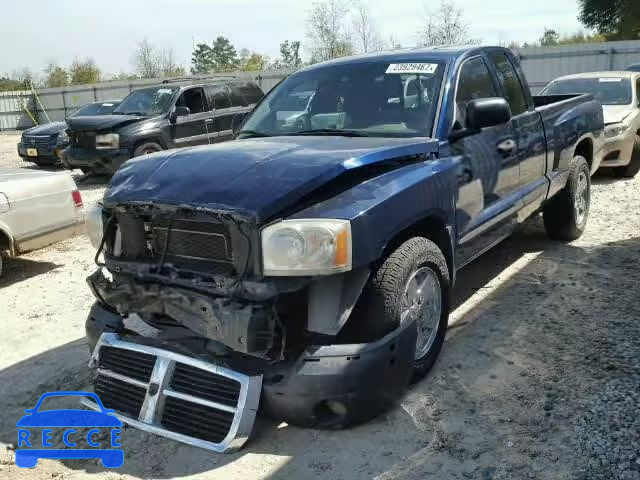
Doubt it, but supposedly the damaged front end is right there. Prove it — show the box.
[84,203,415,451]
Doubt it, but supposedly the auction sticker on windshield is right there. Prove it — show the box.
[386,63,438,74]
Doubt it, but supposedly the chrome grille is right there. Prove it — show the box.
[84,333,262,453]
[98,346,156,382]
[23,135,52,148]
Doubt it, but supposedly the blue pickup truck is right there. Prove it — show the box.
[82,46,604,452]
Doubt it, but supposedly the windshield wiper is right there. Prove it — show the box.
[290,128,369,137]
[236,129,271,138]
[122,111,147,116]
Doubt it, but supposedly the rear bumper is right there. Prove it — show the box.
[61,147,131,173]
[85,301,415,432]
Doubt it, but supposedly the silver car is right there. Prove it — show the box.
[0,168,85,278]
[542,71,640,177]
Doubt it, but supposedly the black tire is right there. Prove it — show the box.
[614,135,640,178]
[0,253,3,279]
[343,237,450,382]
[543,155,591,241]
[133,142,163,158]
[79,167,91,174]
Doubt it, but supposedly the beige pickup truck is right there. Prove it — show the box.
[0,168,85,278]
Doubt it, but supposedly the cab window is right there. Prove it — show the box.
[455,57,498,128]
[489,52,528,115]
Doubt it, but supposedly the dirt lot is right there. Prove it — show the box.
[1,131,639,480]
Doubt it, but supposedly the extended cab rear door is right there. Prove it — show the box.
[487,49,547,218]
[452,54,522,265]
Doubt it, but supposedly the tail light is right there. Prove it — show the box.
[71,190,83,208]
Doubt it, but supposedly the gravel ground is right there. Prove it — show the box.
[0,131,639,479]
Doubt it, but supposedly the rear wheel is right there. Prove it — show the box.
[344,237,450,381]
[543,155,590,241]
[133,141,163,157]
[614,134,640,178]
[0,254,3,279]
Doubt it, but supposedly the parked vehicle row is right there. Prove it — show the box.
[61,78,264,174]
[17,101,121,168]
[81,46,604,452]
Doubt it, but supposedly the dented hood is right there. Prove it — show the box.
[66,114,147,131]
[104,136,438,222]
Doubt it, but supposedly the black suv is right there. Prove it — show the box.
[62,78,264,174]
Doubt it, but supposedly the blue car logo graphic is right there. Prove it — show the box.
[15,391,123,468]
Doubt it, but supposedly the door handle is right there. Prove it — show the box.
[496,138,516,157]
[205,119,214,124]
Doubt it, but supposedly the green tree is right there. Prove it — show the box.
[279,40,302,68]
[539,28,560,46]
[191,42,214,74]
[211,36,238,71]
[307,0,354,63]
[238,49,269,71]
[579,0,640,40]
[0,76,25,92]
[70,58,100,85]
[44,63,69,88]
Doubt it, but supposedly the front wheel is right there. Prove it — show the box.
[344,237,450,381]
[133,142,163,157]
[543,155,591,241]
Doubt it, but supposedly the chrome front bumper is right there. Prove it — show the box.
[82,333,262,453]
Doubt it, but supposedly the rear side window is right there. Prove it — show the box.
[489,52,528,115]
[205,85,232,110]
[228,86,248,107]
[455,57,498,127]
[235,83,264,104]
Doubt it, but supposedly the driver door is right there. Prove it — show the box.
[172,87,209,147]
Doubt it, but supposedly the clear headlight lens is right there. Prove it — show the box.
[262,219,352,276]
[95,133,119,150]
[57,130,69,144]
[604,122,629,139]
[86,204,104,249]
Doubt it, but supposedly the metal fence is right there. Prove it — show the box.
[514,40,640,93]
[2,39,640,130]
[0,69,292,131]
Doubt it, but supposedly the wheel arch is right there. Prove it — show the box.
[0,225,15,257]
[132,136,167,153]
[574,137,594,170]
[379,213,455,286]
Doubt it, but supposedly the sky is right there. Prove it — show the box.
[0,0,583,77]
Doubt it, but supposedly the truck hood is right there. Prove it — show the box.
[66,114,147,132]
[603,105,636,125]
[23,121,66,136]
[105,136,438,222]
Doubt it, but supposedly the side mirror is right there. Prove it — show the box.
[450,97,512,142]
[170,106,190,123]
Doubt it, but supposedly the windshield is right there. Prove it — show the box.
[240,60,445,138]
[70,101,120,117]
[113,86,178,116]
[542,77,633,105]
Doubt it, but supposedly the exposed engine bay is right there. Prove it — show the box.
[88,203,370,361]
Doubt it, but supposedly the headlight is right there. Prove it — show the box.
[262,219,352,276]
[86,204,104,249]
[57,130,69,144]
[604,123,629,139]
[95,133,119,150]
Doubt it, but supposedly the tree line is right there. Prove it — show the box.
[1,0,637,92]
